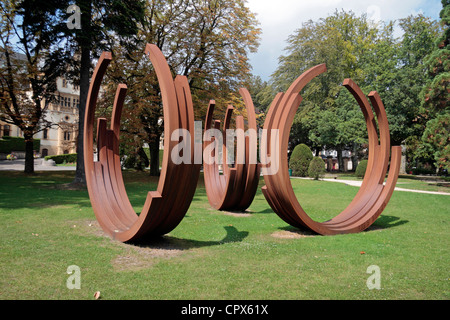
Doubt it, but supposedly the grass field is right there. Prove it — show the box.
[0,170,448,300]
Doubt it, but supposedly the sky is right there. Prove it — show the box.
[245,0,443,81]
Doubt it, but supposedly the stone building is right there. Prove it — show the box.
[0,77,80,157]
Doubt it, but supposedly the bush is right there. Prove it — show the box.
[0,136,40,153]
[289,144,313,177]
[44,153,77,164]
[355,160,368,178]
[308,157,326,180]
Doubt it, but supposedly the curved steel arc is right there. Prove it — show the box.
[84,44,200,242]
[203,88,261,211]
[261,64,400,235]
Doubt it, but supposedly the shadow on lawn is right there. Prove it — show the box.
[131,225,249,251]
[369,215,409,230]
[274,215,408,236]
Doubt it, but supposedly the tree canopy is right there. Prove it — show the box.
[261,8,444,172]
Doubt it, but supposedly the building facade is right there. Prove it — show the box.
[0,77,80,157]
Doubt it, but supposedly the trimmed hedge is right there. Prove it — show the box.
[308,156,326,180]
[0,136,40,153]
[355,159,368,178]
[289,144,313,177]
[44,153,77,164]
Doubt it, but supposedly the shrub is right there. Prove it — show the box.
[289,144,313,177]
[308,156,326,180]
[0,136,40,153]
[355,160,368,178]
[44,153,77,164]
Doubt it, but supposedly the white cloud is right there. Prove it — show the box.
[246,0,442,81]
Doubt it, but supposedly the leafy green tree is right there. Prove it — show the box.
[419,0,450,171]
[272,10,378,168]
[421,113,449,171]
[0,0,68,173]
[102,0,261,176]
[385,15,440,146]
[65,0,145,185]
[268,9,440,172]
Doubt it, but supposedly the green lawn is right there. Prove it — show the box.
[0,170,448,300]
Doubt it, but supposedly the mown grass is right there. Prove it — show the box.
[0,170,448,300]
[325,173,450,193]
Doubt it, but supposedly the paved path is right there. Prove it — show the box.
[0,159,76,171]
[1,160,448,195]
[292,177,450,196]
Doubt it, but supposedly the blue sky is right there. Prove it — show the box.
[246,0,443,81]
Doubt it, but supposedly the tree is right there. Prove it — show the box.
[385,14,440,146]
[268,10,440,171]
[419,0,450,171]
[102,0,261,176]
[272,10,378,168]
[65,0,145,185]
[0,0,68,173]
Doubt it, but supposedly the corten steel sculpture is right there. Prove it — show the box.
[260,64,401,235]
[203,89,261,211]
[84,44,200,242]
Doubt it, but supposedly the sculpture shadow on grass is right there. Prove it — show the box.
[367,215,409,231]
[130,226,249,251]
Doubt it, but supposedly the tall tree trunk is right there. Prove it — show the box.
[72,0,92,186]
[149,138,161,176]
[351,142,359,172]
[24,132,34,174]
[336,145,344,172]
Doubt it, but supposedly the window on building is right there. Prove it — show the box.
[43,128,48,139]
[64,131,71,141]
[3,125,10,137]
[42,149,48,157]
[62,78,67,88]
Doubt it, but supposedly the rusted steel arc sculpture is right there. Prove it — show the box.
[203,88,261,211]
[261,64,401,235]
[84,44,200,242]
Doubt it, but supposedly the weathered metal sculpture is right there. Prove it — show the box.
[84,44,200,242]
[203,89,261,211]
[260,64,401,235]
[84,44,400,241]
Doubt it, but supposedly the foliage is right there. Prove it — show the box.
[289,143,313,177]
[355,159,368,178]
[268,9,440,171]
[0,136,40,153]
[44,153,77,164]
[65,0,146,184]
[421,113,450,171]
[0,0,69,173]
[419,0,450,171]
[308,156,326,180]
[100,0,261,176]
